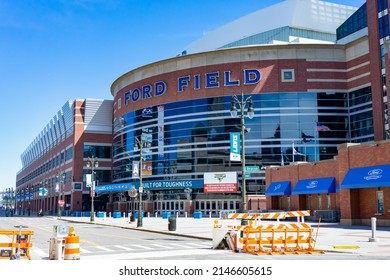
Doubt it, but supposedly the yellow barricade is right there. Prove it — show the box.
[0,230,34,260]
[240,221,324,255]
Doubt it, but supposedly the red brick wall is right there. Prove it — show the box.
[266,141,390,226]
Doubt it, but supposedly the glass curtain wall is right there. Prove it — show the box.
[113,91,352,194]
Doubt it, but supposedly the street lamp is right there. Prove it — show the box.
[230,91,255,213]
[128,186,137,222]
[56,171,65,218]
[134,136,148,228]
[86,157,98,222]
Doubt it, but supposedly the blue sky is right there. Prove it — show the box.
[0,0,365,191]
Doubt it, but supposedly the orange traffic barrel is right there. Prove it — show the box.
[63,227,80,260]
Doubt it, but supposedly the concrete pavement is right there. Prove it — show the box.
[59,214,390,258]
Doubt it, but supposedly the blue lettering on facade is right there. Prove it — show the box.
[194,74,201,90]
[224,71,240,86]
[124,69,261,105]
[142,84,153,99]
[205,72,220,88]
[132,88,141,102]
[155,81,167,96]
[178,76,191,92]
[244,69,261,85]
[124,91,131,105]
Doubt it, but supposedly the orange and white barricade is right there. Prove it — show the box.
[228,210,311,222]
[238,221,324,255]
[63,227,80,260]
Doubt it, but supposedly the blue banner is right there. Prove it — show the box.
[95,179,204,193]
[230,132,241,161]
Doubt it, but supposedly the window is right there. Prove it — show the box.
[281,69,295,82]
[84,145,112,159]
[377,191,384,214]
[65,147,73,162]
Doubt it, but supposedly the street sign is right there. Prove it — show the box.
[245,166,260,178]
[58,200,65,207]
[245,166,260,172]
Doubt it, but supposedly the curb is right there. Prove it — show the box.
[59,218,212,241]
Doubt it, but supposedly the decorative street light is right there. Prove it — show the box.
[134,136,149,228]
[230,91,255,213]
[56,171,66,218]
[86,157,98,222]
[128,186,137,223]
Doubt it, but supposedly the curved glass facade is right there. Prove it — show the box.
[113,91,350,194]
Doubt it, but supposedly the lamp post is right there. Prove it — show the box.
[86,157,98,222]
[56,171,65,218]
[230,91,255,213]
[134,136,148,228]
[128,186,137,222]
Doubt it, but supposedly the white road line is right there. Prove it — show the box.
[185,242,211,248]
[131,244,153,250]
[165,243,194,248]
[114,245,135,251]
[32,248,48,257]
[149,244,172,249]
[95,246,114,252]
[80,248,92,253]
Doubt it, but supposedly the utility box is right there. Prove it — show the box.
[49,225,69,260]
[53,225,70,238]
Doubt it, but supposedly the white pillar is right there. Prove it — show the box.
[369,217,380,242]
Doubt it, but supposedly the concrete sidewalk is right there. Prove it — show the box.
[59,215,390,257]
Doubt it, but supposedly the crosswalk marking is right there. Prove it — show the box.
[131,244,153,250]
[80,248,92,253]
[31,241,211,258]
[95,246,114,252]
[185,242,210,248]
[150,244,172,249]
[165,243,194,248]
[114,245,135,251]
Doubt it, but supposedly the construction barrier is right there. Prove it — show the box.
[0,230,34,260]
[228,210,311,222]
[63,227,80,260]
[240,220,324,255]
[213,210,324,255]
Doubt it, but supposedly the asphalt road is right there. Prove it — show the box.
[2,216,389,261]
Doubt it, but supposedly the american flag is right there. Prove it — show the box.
[316,122,331,132]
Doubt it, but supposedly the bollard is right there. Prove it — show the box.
[155,212,158,218]
[369,217,380,242]
[209,212,212,218]
[185,212,188,218]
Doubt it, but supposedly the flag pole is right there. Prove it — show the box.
[292,141,295,163]
[314,122,317,161]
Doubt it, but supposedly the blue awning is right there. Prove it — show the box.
[265,181,291,196]
[341,164,390,189]
[292,177,335,195]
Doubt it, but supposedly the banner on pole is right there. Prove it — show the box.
[230,132,241,161]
